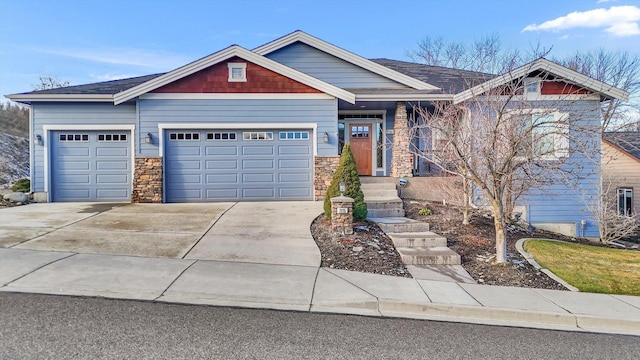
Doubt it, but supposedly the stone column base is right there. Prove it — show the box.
[314,156,339,200]
[330,196,354,235]
[131,157,163,203]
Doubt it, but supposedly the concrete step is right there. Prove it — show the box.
[360,182,397,191]
[396,247,462,265]
[367,208,405,218]
[365,199,404,209]
[387,232,447,248]
[359,177,398,184]
[369,217,430,233]
[361,189,399,198]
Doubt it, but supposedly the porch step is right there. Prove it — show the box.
[359,177,398,184]
[387,232,447,248]
[360,182,397,191]
[362,189,399,198]
[367,208,405,218]
[369,217,430,233]
[365,199,404,210]
[396,247,462,265]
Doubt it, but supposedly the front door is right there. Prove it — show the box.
[349,124,372,175]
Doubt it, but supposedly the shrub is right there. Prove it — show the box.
[323,144,367,220]
[11,178,30,193]
[418,208,432,216]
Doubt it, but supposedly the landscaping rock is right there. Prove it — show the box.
[4,192,27,203]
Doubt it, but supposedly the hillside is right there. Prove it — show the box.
[0,103,30,187]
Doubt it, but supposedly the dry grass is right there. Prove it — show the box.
[524,240,640,295]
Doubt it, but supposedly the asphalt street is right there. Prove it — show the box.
[0,292,636,359]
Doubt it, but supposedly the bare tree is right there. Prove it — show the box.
[553,50,640,132]
[32,76,69,91]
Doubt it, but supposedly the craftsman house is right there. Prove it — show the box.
[602,132,640,217]
[7,31,628,237]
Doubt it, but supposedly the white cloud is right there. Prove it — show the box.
[522,5,640,37]
[597,0,616,3]
[34,47,192,70]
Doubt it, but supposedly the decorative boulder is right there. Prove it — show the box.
[4,192,27,203]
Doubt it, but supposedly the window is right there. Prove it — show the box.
[524,77,540,97]
[98,134,127,142]
[207,132,237,141]
[376,123,384,168]
[169,132,200,141]
[514,111,568,159]
[618,188,633,216]
[59,133,89,142]
[351,125,369,138]
[228,62,247,82]
[243,131,273,140]
[279,131,309,140]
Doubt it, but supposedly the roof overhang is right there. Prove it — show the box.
[253,31,441,92]
[114,45,355,105]
[6,93,114,104]
[355,93,454,102]
[453,58,630,104]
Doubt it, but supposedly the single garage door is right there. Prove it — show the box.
[51,130,131,202]
[165,129,313,202]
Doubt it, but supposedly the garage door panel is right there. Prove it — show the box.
[166,129,312,202]
[206,188,239,199]
[206,160,238,170]
[243,173,274,183]
[243,159,274,169]
[167,174,202,184]
[279,173,311,182]
[96,147,128,157]
[278,145,310,155]
[96,160,129,170]
[167,146,201,156]
[206,146,238,156]
[51,130,131,202]
[279,159,310,169]
[172,160,201,170]
[243,146,274,155]
[96,174,128,184]
[206,173,238,184]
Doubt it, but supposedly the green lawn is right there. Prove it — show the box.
[524,240,640,296]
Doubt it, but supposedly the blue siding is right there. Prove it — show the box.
[266,42,408,89]
[138,98,338,157]
[518,100,602,237]
[31,102,136,192]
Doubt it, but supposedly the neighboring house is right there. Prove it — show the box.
[602,132,640,216]
[7,31,628,237]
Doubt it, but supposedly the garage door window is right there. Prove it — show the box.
[59,134,89,142]
[170,132,200,141]
[279,131,309,140]
[243,131,273,140]
[98,134,127,141]
[207,132,237,141]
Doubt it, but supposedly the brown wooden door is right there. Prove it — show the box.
[349,124,372,175]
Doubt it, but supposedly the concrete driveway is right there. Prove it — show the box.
[0,201,323,267]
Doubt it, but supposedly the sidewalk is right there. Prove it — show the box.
[1,248,638,336]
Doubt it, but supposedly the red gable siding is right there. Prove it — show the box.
[151,56,321,93]
[541,81,591,95]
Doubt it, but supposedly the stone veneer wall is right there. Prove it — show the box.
[314,156,339,200]
[390,101,413,178]
[131,157,163,203]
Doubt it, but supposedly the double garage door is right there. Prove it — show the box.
[165,129,313,202]
[51,130,131,202]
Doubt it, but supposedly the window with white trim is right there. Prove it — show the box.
[279,131,309,140]
[207,132,237,141]
[59,134,89,142]
[524,77,540,97]
[618,188,633,217]
[169,132,200,141]
[228,62,247,82]
[243,131,273,140]
[513,110,569,160]
[98,134,127,142]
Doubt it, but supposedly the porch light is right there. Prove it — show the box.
[35,134,42,145]
[145,133,152,144]
[339,181,345,196]
[323,132,329,143]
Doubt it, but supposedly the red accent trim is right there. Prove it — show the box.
[151,56,321,93]
[541,81,591,95]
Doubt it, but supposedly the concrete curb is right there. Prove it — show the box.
[515,238,580,292]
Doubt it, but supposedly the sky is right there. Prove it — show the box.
[1,0,639,100]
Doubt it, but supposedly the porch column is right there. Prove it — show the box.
[390,101,413,178]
